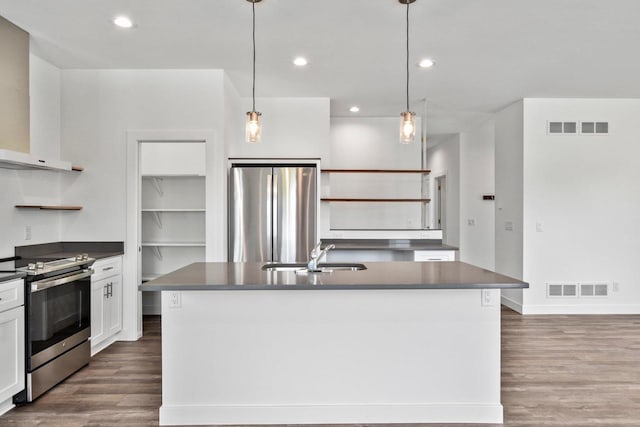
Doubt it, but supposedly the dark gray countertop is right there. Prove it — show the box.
[141,261,527,291]
[0,271,26,283]
[26,251,124,261]
[15,242,124,266]
[322,239,458,251]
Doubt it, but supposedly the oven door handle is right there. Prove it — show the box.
[31,269,94,293]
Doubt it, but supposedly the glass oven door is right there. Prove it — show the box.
[28,269,92,366]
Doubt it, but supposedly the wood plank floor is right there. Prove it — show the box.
[1,308,640,426]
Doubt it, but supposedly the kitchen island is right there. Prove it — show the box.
[142,261,527,426]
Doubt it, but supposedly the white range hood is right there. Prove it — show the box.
[0,149,72,171]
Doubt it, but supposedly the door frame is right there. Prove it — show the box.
[429,170,447,241]
[125,129,221,339]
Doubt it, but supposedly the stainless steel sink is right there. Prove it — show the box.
[262,263,367,272]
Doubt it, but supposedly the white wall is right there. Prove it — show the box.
[521,98,640,313]
[228,97,330,159]
[427,134,460,247]
[494,100,524,310]
[60,69,226,242]
[0,54,62,258]
[459,119,495,270]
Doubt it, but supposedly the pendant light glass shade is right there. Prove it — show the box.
[246,111,262,143]
[245,0,262,143]
[400,111,416,144]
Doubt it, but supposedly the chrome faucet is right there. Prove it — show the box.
[307,242,335,271]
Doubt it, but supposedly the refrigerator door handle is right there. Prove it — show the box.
[267,173,273,261]
[272,173,279,261]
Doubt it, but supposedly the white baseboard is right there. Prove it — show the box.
[522,304,640,315]
[0,398,15,417]
[91,333,122,356]
[159,403,503,426]
[501,295,523,313]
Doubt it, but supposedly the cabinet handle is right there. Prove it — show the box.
[103,266,114,271]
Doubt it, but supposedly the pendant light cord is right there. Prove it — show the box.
[252,0,256,112]
[406,2,410,112]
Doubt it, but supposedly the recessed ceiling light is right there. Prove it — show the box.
[418,58,435,68]
[113,16,134,28]
[349,106,360,113]
[293,57,308,67]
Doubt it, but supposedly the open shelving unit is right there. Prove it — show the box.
[12,162,85,211]
[139,141,206,315]
[321,168,431,232]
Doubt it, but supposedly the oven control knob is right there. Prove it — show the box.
[82,253,89,260]
[28,263,36,270]
[75,255,82,261]
[36,262,45,269]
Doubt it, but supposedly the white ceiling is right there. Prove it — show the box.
[1,0,640,134]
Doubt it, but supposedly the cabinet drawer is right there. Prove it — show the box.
[0,279,24,313]
[92,256,122,281]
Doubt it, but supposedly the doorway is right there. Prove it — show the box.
[435,175,446,240]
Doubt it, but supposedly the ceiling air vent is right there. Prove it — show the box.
[581,121,609,135]
[548,121,577,134]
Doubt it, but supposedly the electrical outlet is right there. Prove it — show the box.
[25,225,32,240]
[612,281,620,292]
[169,291,182,308]
[505,221,514,231]
[536,222,544,232]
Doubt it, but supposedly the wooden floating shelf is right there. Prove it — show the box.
[15,205,83,211]
[71,165,84,172]
[322,169,430,174]
[321,198,431,203]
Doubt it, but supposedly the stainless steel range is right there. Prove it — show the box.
[13,254,95,403]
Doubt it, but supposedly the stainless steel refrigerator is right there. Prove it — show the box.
[229,164,317,263]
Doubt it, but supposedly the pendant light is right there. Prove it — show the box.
[246,0,262,143]
[399,0,416,144]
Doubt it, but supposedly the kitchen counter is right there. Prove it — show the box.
[141,261,526,291]
[149,261,525,426]
[322,238,458,251]
[0,271,26,283]
[15,241,124,265]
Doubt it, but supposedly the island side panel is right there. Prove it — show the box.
[159,289,502,425]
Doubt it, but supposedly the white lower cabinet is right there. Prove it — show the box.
[414,250,456,261]
[0,279,25,416]
[90,256,123,355]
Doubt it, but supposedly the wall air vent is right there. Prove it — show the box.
[581,121,609,135]
[548,121,577,134]
[580,282,609,297]
[547,283,577,297]
[548,282,609,298]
